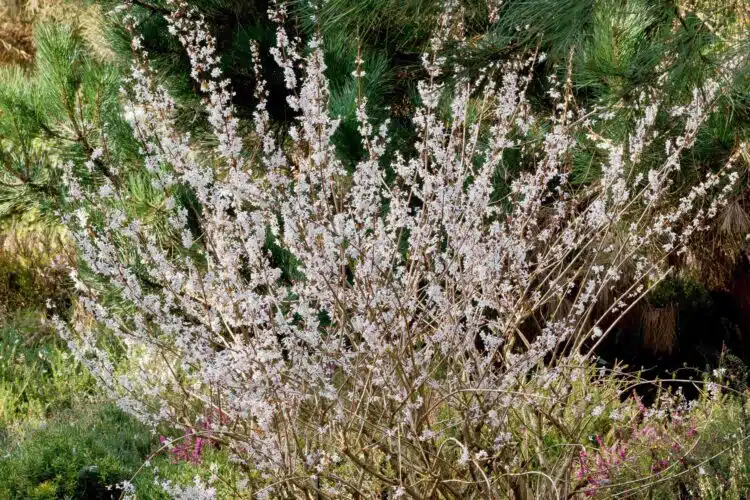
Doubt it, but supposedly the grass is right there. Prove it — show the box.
[0,310,94,439]
[0,307,244,499]
[0,309,149,499]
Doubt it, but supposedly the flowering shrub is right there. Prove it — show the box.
[54,0,747,497]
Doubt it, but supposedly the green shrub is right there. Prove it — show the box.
[0,404,151,499]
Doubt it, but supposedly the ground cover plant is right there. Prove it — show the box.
[0,0,749,498]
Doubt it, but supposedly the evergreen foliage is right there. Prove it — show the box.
[0,23,136,219]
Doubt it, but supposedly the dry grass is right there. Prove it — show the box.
[0,0,35,66]
[0,0,112,67]
[683,199,750,289]
[642,304,678,354]
[0,210,74,313]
